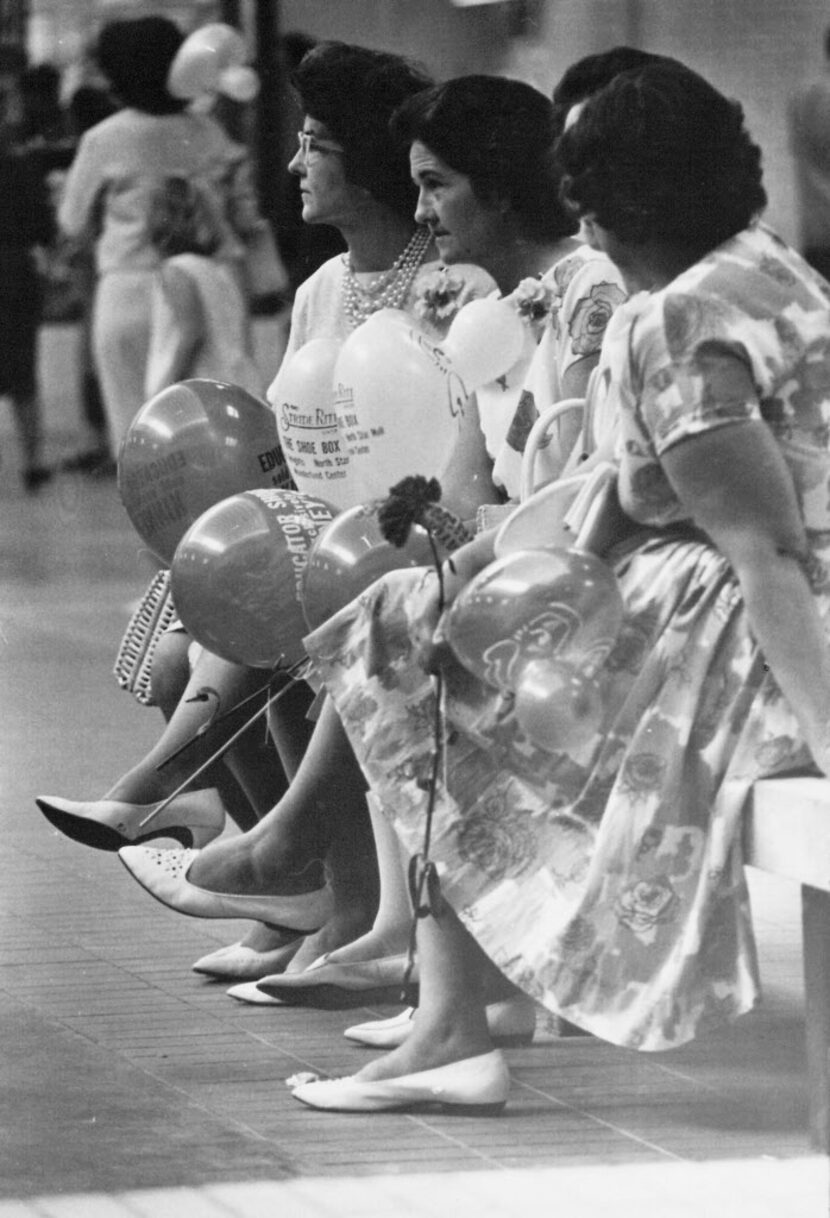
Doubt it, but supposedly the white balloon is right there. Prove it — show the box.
[219,65,260,103]
[168,23,248,100]
[268,339,353,509]
[443,296,526,392]
[332,310,469,503]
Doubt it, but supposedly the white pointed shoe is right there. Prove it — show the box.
[192,937,302,980]
[35,789,226,852]
[290,1050,510,1114]
[227,980,283,1005]
[344,995,537,1049]
[118,846,334,931]
[253,952,417,1009]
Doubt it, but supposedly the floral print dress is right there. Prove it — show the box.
[304,224,830,1051]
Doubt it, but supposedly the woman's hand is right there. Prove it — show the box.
[661,399,830,776]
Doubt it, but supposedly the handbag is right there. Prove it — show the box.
[113,569,179,706]
[493,397,633,561]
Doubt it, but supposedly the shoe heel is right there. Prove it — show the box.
[445,1099,507,1116]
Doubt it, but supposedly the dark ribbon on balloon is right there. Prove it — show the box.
[138,656,310,832]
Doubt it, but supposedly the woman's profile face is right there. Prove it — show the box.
[288,116,367,229]
[410,140,506,267]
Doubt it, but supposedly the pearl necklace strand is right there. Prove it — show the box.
[342,226,432,329]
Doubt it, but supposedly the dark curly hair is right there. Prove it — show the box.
[551,46,669,129]
[391,75,576,245]
[96,17,187,115]
[291,41,433,221]
[556,60,766,256]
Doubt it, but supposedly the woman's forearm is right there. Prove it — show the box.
[736,548,830,772]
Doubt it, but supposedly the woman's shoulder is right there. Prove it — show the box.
[546,243,625,299]
[294,254,345,301]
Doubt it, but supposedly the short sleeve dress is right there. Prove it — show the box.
[305,224,830,1052]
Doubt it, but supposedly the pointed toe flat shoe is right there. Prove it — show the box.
[254,952,417,1009]
[290,1050,510,1114]
[118,846,334,932]
[192,937,303,980]
[35,789,225,851]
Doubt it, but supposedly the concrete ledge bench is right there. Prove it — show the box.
[744,776,830,1152]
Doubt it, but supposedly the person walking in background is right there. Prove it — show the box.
[144,176,263,400]
[57,16,265,461]
[789,27,830,279]
[57,82,119,475]
[0,77,56,492]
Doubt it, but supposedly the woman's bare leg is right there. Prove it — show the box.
[350,896,496,1081]
[313,792,412,965]
[104,649,289,824]
[185,697,376,922]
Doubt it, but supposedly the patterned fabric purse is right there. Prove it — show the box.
[113,569,178,706]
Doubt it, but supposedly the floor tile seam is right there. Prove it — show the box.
[647,1055,800,1105]
[510,1077,685,1160]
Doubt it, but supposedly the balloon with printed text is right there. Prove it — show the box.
[118,379,289,565]
[170,488,337,668]
[267,338,350,508]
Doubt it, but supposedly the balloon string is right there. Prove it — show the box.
[156,657,309,770]
[138,657,310,830]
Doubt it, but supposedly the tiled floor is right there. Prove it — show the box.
[0,419,827,1215]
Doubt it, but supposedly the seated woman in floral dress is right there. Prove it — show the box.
[276,59,830,1111]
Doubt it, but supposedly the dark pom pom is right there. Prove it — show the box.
[377,475,442,547]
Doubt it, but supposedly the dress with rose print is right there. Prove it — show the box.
[305,223,830,1052]
[475,245,626,499]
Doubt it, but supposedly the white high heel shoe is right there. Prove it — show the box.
[35,789,226,852]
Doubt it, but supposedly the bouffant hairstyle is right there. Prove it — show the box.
[390,75,576,244]
[291,41,433,220]
[96,17,187,115]
[147,176,222,259]
[551,46,667,129]
[556,60,766,256]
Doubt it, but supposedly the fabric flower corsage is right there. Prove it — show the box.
[508,276,557,323]
[414,267,468,324]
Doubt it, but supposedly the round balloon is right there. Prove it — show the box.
[267,338,350,508]
[168,23,247,99]
[218,64,260,102]
[443,546,624,692]
[301,503,441,631]
[171,488,336,668]
[443,296,526,392]
[332,309,470,504]
[118,378,289,564]
[513,657,603,754]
